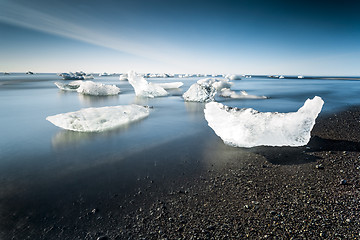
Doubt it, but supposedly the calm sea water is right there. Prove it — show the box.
[1,73,360,234]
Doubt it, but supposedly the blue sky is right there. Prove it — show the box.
[1,0,360,75]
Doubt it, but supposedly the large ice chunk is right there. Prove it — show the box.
[46,105,149,132]
[76,81,120,96]
[220,88,267,99]
[204,96,324,147]
[128,71,168,98]
[155,82,183,89]
[182,78,230,102]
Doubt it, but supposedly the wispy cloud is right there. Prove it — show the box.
[0,1,187,67]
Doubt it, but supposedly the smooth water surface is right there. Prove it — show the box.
[1,73,360,236]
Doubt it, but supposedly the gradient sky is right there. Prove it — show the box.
[1,0,360,75]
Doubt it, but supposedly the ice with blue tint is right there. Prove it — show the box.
[128,71,168,98]
[220,88,267,99]
[46,105,149,132]
[204,96,324,147]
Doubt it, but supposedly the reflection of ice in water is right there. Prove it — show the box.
[78,94,119,104]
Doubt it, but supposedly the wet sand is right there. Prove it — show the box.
[2,107,360,239]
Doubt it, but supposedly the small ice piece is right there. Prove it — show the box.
[119,74,128,81]
[220,88,267,99]
[76,81,120,96]
[128,71,168,98]
[204,96,324,147]
[54,80,84,91]
[155,82,183,89]
[46,105,150,132]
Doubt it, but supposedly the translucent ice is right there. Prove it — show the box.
[76,81,120,96]
[55,80,120,95]
[128,71,168,98]
[220,88,267,99]
[204,96,324,147]
[155,82,183,89]
[182,78,230,102]
[54,80,83,91]
[46,105,150,132]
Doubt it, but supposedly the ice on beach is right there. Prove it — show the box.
[204,96,324,147]
[76,81,120,96]
[220,88,267,99]
[46,105,150,132]
[54,80,120,95]
[128,71,168,98]
[182,78,231,102]
[155,82,183,89]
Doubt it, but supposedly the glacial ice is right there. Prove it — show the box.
[46,105,150,132]
[204,96,324,147]
[155,82,183,89]
[220,88,267,99]
[128,71,168,98]
[182,78,230,102]
[76,81,120,96]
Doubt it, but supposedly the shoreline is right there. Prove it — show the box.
[2,106,360,239]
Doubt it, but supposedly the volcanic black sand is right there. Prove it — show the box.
[1,107,360,239]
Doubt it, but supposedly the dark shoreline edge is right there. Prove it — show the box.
[2,106,360,239]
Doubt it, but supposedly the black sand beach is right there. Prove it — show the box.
[1,107,360,239]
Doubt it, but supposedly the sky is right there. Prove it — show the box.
[1,0,360,75]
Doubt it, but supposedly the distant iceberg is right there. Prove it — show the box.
[225,74,242,80]
[59,71,94,80]
[220,88,267,99]
[155,82,183,89]
[182,78,232,102]
[204,96,324,147]
[54,81,120,96]
[128,71,168,98]
[46,105,150,132]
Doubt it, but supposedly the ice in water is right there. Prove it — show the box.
[204,96,324,147]
[155,82,183,89]
[46,105,150,132]
[54,80,120,96]
[128,71,168,98]
[182,78,230,102]
[76,81,120,96]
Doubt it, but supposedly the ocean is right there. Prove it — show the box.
[1,73,360,236]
